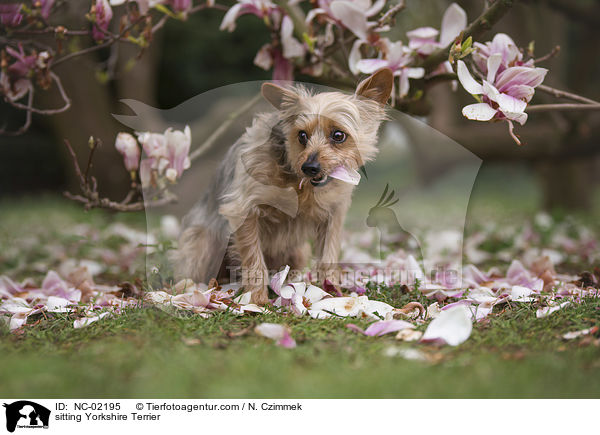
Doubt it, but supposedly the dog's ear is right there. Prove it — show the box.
[355,68,394,105]
[261,83,298,110]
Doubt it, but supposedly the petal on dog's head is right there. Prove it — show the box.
[261,83,298,110]
[355,68,394,105]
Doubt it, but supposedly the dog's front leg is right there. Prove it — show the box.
[233,212,270,305]
[316,209,345,286]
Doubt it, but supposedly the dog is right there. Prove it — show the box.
[175,68,393,304]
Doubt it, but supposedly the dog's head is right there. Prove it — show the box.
[261,69,393,187]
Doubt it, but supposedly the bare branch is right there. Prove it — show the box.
[527,103,600,112]
[536,85,600,105]
[189,93,262,162]
[534,45,560,64]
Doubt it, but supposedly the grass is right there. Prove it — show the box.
[0,300,598,398]
[0,195,599,398]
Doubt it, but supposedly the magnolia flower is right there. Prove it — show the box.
[457,59,547,144]
[115,132,141,172]
[252,15,305,81]
[219,0,278,32]
[308,0,385,40]
[137,125,191,185]
[164,126,191,177]
[351,38,424,98]
[273,282,331,316]
[0,3,23,26]
[92,0,113,41]
[472,33,533,76]
[406,3,467,56]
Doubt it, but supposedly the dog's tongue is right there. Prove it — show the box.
[328,166,361,185]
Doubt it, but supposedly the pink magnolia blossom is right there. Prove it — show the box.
[137,126,191,184]
[352,38,424,98]
[219,0,279,32]
[457,58,547,144]
[251,15,304,81]
[472,33,533,76]
[115,132,141,172]
[308,0,385,40]
[92,0,113,41]
[0,3,23,27]
[406,3,467,56]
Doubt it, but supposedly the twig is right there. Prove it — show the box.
[63,138,177,212]
[534,45,560,64]
[420,0,517,72]
[0,84,34,136]
[527,103,600,112]
[7,72,71,115]
[536,84,600,105]
[189,93,262,162]
[375,0,406,29]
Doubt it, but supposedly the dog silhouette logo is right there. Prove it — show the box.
[3,401,50,432]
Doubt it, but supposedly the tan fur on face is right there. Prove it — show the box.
[175,69,394,304]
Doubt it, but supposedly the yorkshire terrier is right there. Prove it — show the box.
[175,68,393,304]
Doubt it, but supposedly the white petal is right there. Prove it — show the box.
[421,305,473,346]
[439,3,467,46]
[462,103,497,121]
[329,166,361,185]
[349,39,365,75]
[486,53,503,83]
[304,284,330,304]
[281,15,305,59]
[457,60,482,95]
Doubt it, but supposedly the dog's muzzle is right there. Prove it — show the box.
[310,174,331,187]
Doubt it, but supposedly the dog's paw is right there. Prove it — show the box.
[248,286,270,305]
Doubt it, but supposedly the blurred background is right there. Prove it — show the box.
[1,0,599,219]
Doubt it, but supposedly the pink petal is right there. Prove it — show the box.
[255,323,296,348]
[495,67,548,92]
[270,265,290,296]
[356,58,390,74]
[364,319,414,336]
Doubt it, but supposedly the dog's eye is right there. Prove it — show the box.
[298,130,308,146]
[331,130,347,143]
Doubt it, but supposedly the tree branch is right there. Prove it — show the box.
[527,103,600,112]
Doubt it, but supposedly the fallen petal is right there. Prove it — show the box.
[421,305,473,346]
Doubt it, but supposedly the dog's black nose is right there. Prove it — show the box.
[301,161,321,177]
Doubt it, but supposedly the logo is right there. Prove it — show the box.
[3,401,50,433]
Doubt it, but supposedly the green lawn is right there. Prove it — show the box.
[0,196,599,398]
